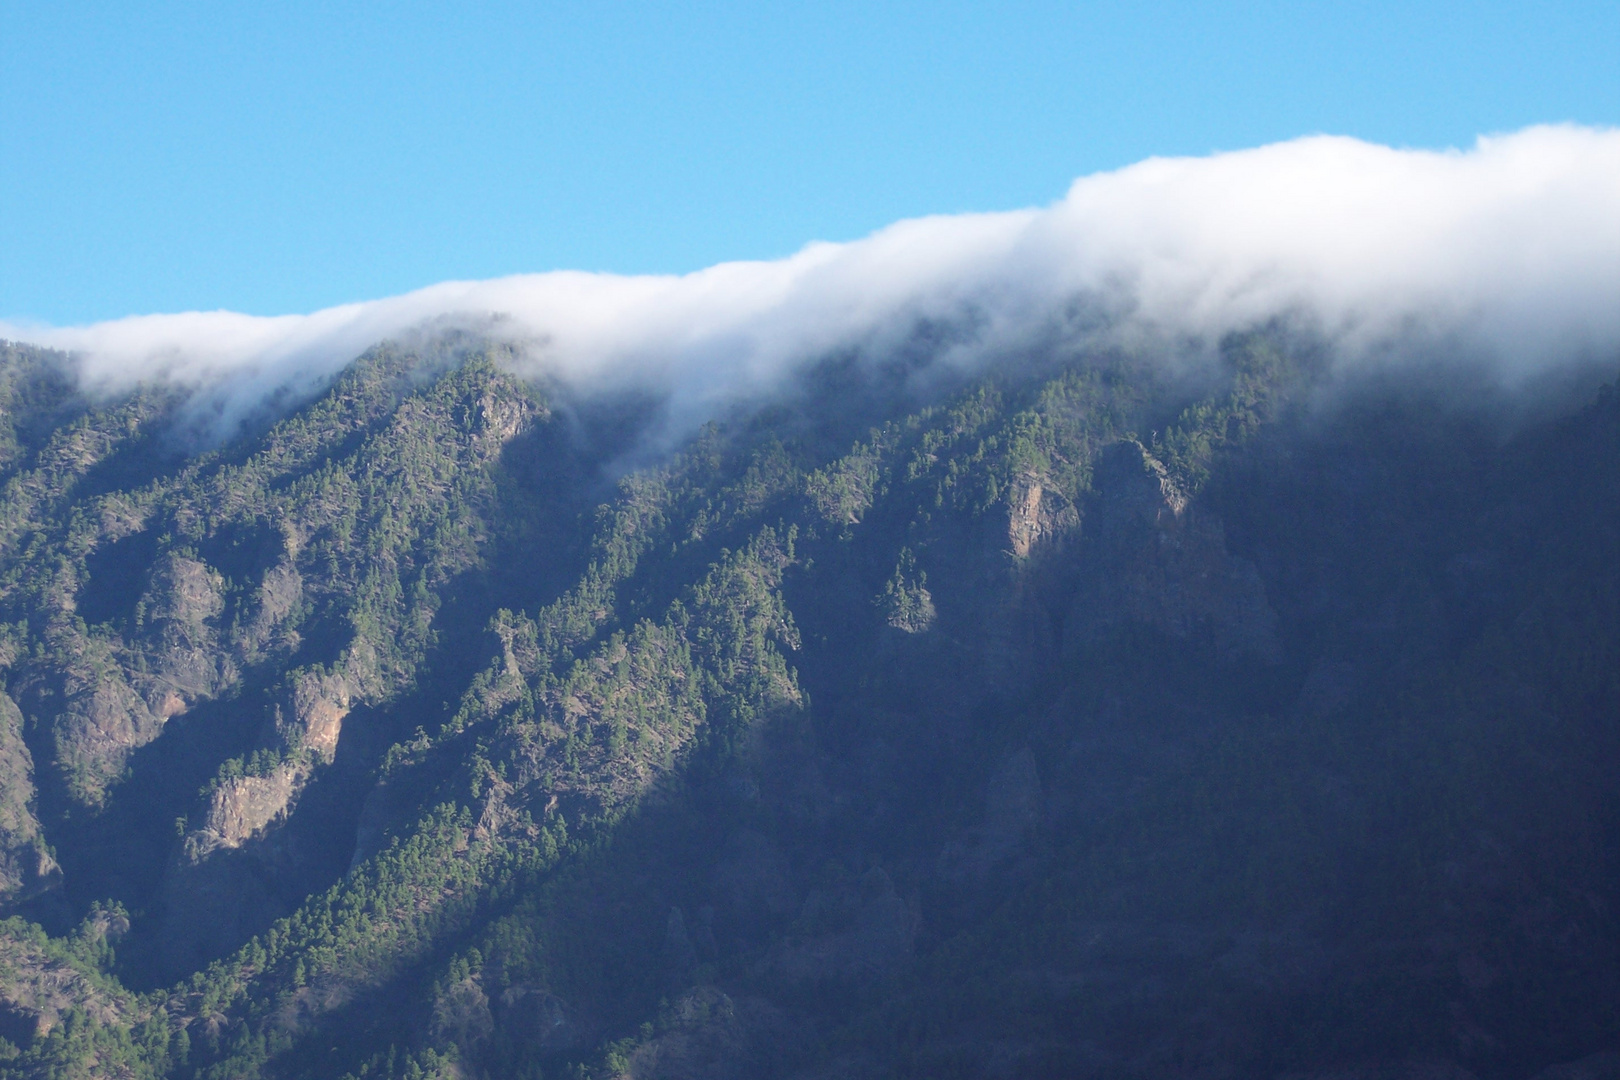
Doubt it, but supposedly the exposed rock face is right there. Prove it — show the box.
[162,667,357,969]
[46,641,166,808]
[188,765,304,859]
[160,684,344,971]
[1005,473,1080,560]
[138,553,237,711]
[1070,440,1280,661]
[282,668,351,764]
[177,668,352,868]
[979,471,1083,690]
[0,691,58,906]
[136,362,546,974]
[475,385,532,446]
[31,549,240,809]
[158,666,357,977]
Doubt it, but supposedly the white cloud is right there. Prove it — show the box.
[5,124,1618,432]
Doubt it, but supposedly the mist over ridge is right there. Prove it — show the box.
[4,124,1618,436]
[0,121,1617,1079]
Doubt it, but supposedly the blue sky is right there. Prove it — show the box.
[2,1,1616,326]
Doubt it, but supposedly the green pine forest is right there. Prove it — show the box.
[0,329,1613,1079]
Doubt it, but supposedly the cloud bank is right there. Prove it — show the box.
[6,124,1619,429]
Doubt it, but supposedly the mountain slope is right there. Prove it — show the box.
[0,333,1614,1080]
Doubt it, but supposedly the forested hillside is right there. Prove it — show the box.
[0,331,1613,1080]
